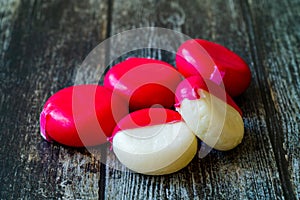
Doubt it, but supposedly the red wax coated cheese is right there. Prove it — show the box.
[40,85,128,147]
[104,58,183,111]
[111,107,197,175]
[176,39,251,97]
[175,76,242,116]
[110,108,182,141]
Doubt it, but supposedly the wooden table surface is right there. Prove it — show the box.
[1,0,299,199]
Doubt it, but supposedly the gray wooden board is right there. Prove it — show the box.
[242,0,300,198]
[0,0,108,199]
[0,0,299,199]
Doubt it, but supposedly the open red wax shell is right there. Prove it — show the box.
[176,39,251,97]
[110,108,182,141]
[175,76,244,151]
[40,85,128,147]
[104,57,183,111]
[175,76,242,116]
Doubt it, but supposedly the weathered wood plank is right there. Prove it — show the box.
[0,0,108,199]
[104,0,288,199]
[0,0,21,61]
[241,0,300,198]
[1,0,299,199]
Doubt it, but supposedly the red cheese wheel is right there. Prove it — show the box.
[176,39,251,97]
[40,85,128,147]
[104,57,183,111]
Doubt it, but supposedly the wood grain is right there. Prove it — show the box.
[0,0,107,199]
[241,0,300,198]
[0,0,299,199]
